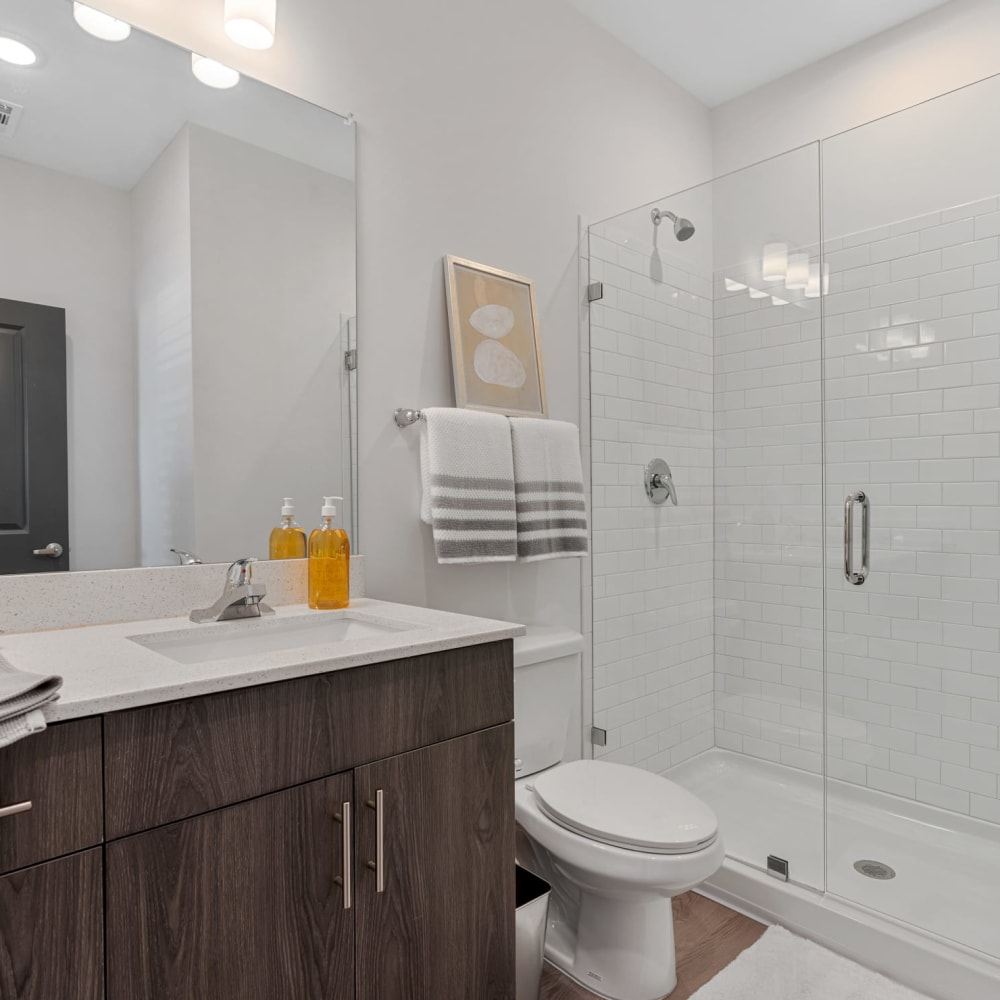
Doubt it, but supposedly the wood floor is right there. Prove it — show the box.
[539,891,766,1000]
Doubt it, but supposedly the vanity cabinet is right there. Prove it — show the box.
[0,639,515,1000]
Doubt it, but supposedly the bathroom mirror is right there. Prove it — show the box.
[0,0,357,575]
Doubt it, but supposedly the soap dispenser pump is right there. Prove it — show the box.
[269,498,307,560]
[308,497,350,609]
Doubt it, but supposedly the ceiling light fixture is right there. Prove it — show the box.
[224,0,276,49]
[0,36,37,66]
[785,252,810,290]
[73,3,131,42]
[762,242,787,283]
[191,53,241,89]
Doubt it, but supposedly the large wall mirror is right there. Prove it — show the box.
[0,0,357,575]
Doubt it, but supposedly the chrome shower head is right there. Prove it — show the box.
[651,207,695,241]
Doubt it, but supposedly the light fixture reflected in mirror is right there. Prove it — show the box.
[785,252,810,289]
[225,0,277,50]
[762,242,787,283]
[191,53,241,89]
[73,3,131,42]
[0,36,37,65]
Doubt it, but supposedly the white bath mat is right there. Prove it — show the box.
[690,925,933,1000]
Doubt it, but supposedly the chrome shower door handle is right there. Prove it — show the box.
[844,491,870,586]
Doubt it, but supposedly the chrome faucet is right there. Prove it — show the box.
[189,557,274,624]
[171,548,203,565]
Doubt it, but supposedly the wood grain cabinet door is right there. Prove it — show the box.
[0,849,103,1000]
[106,773,355,1000]
[355,724,515,1000]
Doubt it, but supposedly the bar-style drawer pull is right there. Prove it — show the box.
[334,801,352,910]
[365,789,385,893]
[0,801,32,819]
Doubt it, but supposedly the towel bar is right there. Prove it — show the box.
[394,408,424,427]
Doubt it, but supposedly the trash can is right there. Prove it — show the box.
[515,865,551,1000]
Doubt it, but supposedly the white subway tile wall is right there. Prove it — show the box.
[823,198,1000,822]
[587,229,715,772]
[713,276,825,774]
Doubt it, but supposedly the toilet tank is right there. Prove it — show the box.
[513,626,584,778]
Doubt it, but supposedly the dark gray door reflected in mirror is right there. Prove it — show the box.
[0,298,68,574]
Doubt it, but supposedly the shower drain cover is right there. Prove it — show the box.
[854,859,896,880]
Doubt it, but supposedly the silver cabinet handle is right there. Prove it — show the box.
[32,542,63,559]
[0,801,32,819]
[844,491,870,586]
[365,789,385,893]
[334,801,352,910]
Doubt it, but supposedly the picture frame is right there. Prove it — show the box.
[444,255,548,418]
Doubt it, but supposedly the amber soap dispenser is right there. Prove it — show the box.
[308,497,350,609]
[269,498,307,560]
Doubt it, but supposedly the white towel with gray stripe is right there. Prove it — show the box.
[0,652,62,749]
[420,407,517,563]
[509,418,589,561]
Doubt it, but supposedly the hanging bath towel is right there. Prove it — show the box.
[419,407,517,563]
[509,418,589,561]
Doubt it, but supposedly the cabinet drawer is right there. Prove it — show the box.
[0,718,104,875]
[105,639,513,837]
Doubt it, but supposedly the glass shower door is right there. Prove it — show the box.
[823,75,1000,960]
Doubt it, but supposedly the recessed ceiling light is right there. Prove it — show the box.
[0,36,37,66]
[191,53,240,89]
[225,0,276,50]
[73,3,131,42]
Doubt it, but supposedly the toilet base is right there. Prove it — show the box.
[545,891,677,1000]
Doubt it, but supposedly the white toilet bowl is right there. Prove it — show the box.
[515,760,724,1000]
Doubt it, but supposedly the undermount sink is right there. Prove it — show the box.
[128,611,420,665]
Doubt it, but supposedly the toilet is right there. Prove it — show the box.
[513,627,724,1000]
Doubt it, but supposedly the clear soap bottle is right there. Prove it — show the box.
[308,497,350,609]
[269,498,307,560]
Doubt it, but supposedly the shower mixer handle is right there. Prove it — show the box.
[644,459,678,506]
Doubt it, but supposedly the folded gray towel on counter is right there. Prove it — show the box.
[0,653,62,749]
[509,418,589,561]
[419,407,518,564]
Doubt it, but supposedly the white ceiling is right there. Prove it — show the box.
[0,0,353,190]
[568,0,954,107]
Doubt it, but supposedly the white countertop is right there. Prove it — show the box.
[0,599,525,722]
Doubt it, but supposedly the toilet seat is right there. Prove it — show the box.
[531,759,718,855]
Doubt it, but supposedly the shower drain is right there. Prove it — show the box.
[854,859,896,880]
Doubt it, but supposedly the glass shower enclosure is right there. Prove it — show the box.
[586,73,1000,972]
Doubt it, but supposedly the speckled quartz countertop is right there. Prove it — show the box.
[0,599,524,723]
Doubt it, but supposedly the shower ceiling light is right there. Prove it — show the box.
[724,278,747,292]
[191,53,240,89]
[785,253,810,290]
[73,3,131,42]
[0,36,37,65]
[762,243,787,283]
[225,0,276,49]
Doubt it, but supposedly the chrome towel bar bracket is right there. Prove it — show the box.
[394,408,424,428]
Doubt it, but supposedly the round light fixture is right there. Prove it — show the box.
[73,3,131,42]
[762,242,787,283]
[224,0,276,50]
[0,36,37,66]
[191,53,241,89]
[785,252,810,290]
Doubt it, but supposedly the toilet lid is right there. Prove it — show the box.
[531,760,718,855]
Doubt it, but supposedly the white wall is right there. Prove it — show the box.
[0,156,137,570]
[712,0,1000,177]
[88,0,713,639]
[188,126,355,563]
[132,127,195,568]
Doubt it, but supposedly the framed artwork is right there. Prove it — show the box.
[444,255,548,418]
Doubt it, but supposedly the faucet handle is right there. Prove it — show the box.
[227,557,258,587]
